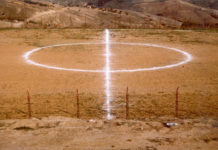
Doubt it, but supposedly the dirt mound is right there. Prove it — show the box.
[0,116,217,150]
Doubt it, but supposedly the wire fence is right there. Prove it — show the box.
[0,87,217,120]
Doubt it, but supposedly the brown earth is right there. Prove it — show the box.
[0,29,218,120]
[0,116,217,150]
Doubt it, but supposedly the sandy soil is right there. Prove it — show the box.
[0,29,218,120]
[0,116,217,150]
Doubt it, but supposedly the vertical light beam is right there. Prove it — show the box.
[105,29,112,120]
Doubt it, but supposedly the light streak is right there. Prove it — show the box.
[104,29,112,119]
[23,42,192,73]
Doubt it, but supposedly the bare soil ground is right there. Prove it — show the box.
[0,116,217,150]
[0,29,218,120]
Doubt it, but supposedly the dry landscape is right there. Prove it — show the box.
[0,0,218,150]
[1,0,218,29]
[0,28,218,150]
[0,29,218,120]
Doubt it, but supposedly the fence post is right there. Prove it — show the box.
[84,15,87,28]
[76,89,80,119]
[176,87,179,118]
[126,87,129,119]
[26,90,32,119]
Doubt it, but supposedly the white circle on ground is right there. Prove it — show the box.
[23,42,192,73]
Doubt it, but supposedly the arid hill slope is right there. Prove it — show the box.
[0,0,181,28]
[103,0,218,27]
[1,0,218,28]
[185,0,218,10]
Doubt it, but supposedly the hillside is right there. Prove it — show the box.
[103,0,218,28]
[185,0,218,10]
[0,0,182,29]
[36,0,218,10]
[0,0,51,28]
[19,0,99,7]
[1,0,218,28]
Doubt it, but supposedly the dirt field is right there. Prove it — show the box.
[0,116,218,150]
[0,29,218,120]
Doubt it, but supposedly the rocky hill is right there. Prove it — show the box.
[102,0,218,28]
[0,0,182,29]
[0,0,218,28]
[35,0,218,10]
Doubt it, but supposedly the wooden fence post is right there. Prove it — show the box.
[76,89,80,119]
[26,90,32,119]
[176,87,179,118]
[126,87,129,119]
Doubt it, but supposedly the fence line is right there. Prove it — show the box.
[2,87,212,120]
[26,90,32,118]
[176,87,179,118]
[76,89,80,119]
[126,87,129,120]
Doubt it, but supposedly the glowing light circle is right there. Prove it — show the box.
[23,42,192,73]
